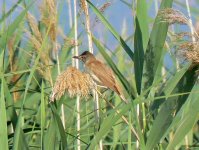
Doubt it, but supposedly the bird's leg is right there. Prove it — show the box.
[95,84,109,98]
[91,82,107,98]
[91,81,101,94]
[94,88,103,96]
[91,83,107,100]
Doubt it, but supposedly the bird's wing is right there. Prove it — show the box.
[87,59,128,103]
[86,60,119,92]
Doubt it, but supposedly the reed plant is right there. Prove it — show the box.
[0,0,199,149]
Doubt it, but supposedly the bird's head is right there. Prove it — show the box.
[73,51,95,63]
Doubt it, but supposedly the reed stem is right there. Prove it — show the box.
[74,0,81,149]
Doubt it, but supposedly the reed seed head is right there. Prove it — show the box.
[158,8,189,25]
[178,42,199,52]
[174,32,192,40]
[27,13,43,43]
[195,19,199,36]
[181,43,199,64]
[63,37,79,48]
[178,41,199,64]
[26,31,42,51]
[51,67,94,102]
[80,0,87,14]
[94,2,111,24]
[40,0,57,42]
[99,2,111,13]
[184,50,199,64]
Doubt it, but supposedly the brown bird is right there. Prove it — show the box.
[73,51,128,103]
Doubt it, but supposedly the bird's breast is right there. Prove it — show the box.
[88,69,101,82]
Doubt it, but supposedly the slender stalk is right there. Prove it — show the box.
[74,0,79,67]
[74,0,81,149]
[67,0,75,66]
[105,99,139,141]
[154,0,158,14]
[67,0,73,28]
[83,0,102,149]
[56,49,60,75]
[95,88,140,141]
[136,101,139,149]
[56,42,66,129]
[185,0,195,42]
[184,1,193,148]
[156,0,165,84]
[76,96,81,148]
[53,21,65,128]
[83,0,93,53]
[66,0,75,130]
[135,0,141,148]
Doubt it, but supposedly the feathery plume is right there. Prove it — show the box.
[26,31,42,51]
[195,19,199,37]
[183,50,199,64]
[158,8,189,25]
[178,42,199,52]
[63,37,79,48]
[80,0,87,14]
[179,42,199,64]
[173,32,192,40]
[94,2,111,24]
[27,13,43,43]
[99,2,111,13]
[40,0,57,42]
[51,67,94,102]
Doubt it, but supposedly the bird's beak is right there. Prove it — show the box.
[72,56,80,59]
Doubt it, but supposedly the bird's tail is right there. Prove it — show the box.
[113,84,128,104]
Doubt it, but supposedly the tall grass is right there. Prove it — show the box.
[0,0,199,149]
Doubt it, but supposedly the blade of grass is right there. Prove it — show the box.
[0,0,23,24]
[0,49,4,72]
[0,1,35,50]
[134,18,144,94]
[144,0,174,149]
[0,79,9,150]
[146,66,196,150]
[88,94,148,149]
[13,44,40,149]
[44,117,57,150]
[114,34,134,54]
[4,69,33,77]
[87,0,134,61]
[143,0,173,90]
[112,96,122,149]
[13,5,49,148]
[166,84,199,150]
[134,0,149,94]
[136,0,149,51]
[119,0,131,8]
[3,77,18,130]
[163,63,191,96]
[50,103,67,149]
[40,81,46,149]
[0,50,9,150]
[88,107,128,149]
[146,98,174,150]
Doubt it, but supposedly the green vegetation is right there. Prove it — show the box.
[0,0,199,149]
